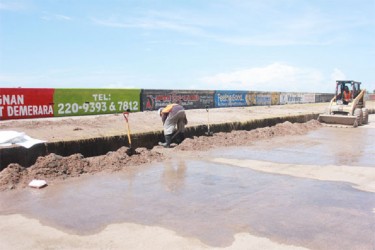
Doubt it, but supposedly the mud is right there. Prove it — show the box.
[0,120,321,191]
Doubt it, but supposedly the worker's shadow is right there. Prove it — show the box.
[161,160,187,193]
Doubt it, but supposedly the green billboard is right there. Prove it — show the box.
[53,88,141,117]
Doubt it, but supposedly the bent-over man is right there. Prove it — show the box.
[158,103,187,148]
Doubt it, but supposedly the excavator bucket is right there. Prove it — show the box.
[318,114,358,127]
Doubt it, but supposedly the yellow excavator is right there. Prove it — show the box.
[318,80,368,127]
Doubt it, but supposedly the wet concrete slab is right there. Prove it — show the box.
[0,117,374,249]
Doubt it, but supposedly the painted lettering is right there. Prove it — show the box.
[0,95,24,105]
[92,94,111,101]
[6,105,53,117]
[155,95,171,102]
[218,94,243,102]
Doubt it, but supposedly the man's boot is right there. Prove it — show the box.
[158,134,172,148]
[163,134,172,148]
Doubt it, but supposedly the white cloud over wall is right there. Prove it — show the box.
[200,63,345,93]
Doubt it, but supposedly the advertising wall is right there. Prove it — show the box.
[214,91,250,107]
[0,88,141,120]
[1,87,342,121]
[142,90,214,111]
[315,93,334,103]
[53,89,141,117]
[0,88,55,120]
[245,92,280,106]
[280,93,315,104]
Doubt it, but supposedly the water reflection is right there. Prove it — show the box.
[161,160,187,193]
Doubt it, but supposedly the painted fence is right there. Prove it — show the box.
[214,91,249,107]
[0,88,140,120]
[0,88,55,120]
[279,93,316,104]
[245,92,280,106]
[214,91,281,107]
[315,93,334,103]
[142,89,214,111]
[0,87,343,120]
[53,89,141,117]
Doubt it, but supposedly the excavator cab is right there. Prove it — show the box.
[336,81,361,105]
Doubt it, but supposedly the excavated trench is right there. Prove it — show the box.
[0,114,319,170]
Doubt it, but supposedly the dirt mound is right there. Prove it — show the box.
[0,147,165,191]
[0,164,27,190]
[176,120,322,151]
[30,153,90,179]
[87,147,165,171]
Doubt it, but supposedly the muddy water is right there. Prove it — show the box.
[0,119,374,249]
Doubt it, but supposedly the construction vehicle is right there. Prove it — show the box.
[318,80,368,127]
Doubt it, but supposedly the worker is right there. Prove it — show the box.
[343,86,351,104]
[158,103,188,148]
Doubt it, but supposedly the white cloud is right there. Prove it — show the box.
[41,13,73,21]
[330,68,346,82]
[91,8,342,47]
[0,2,25,11]
[91,15,205,36]
[199,63,342,93]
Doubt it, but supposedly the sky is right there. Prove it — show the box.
[0,0,374,93]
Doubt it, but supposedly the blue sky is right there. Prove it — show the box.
[0,0,374,93]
